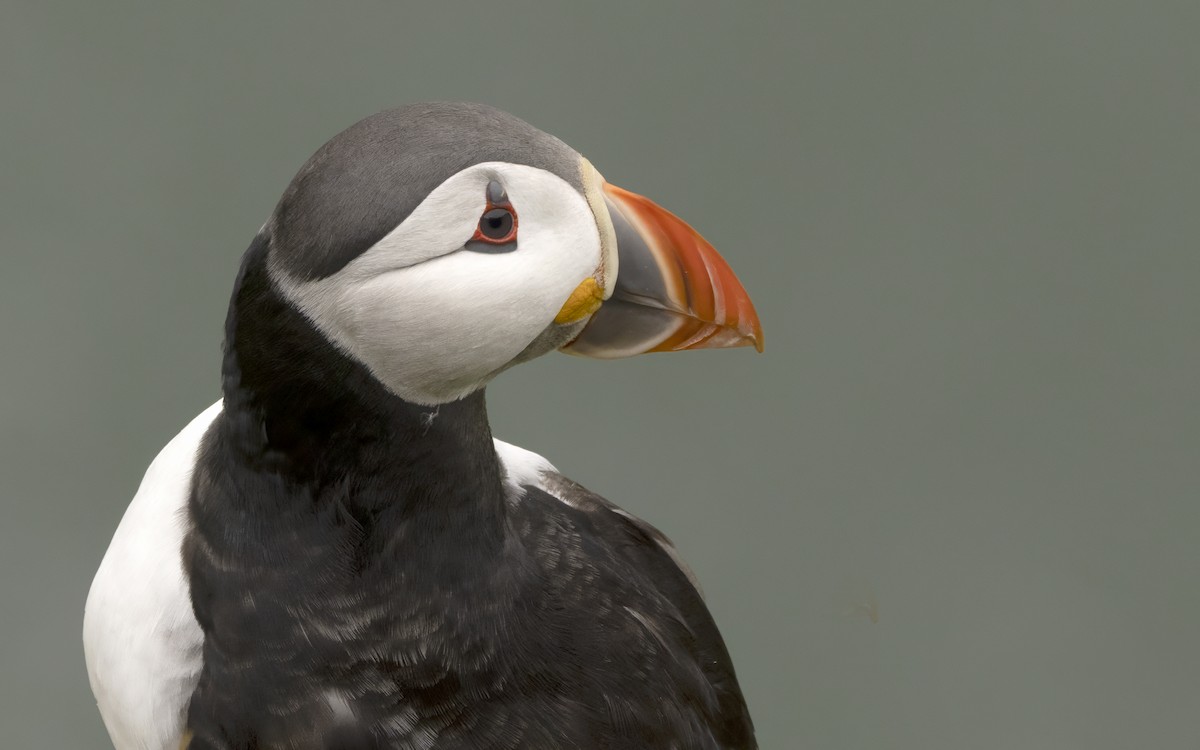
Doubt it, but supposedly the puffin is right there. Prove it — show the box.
[83,102,764,750]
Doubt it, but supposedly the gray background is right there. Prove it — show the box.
[2,1,1197,748]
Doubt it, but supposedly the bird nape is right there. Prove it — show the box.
[83,102,763,750]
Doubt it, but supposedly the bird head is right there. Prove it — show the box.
[265,102,762,406]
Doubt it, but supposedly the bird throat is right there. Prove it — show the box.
[217,233,504,507]
[180,234,511,744]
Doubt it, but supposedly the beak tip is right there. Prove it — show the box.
[743,326,764,353]
[739,312,765,353]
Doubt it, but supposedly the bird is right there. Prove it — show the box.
[83,102,764,750]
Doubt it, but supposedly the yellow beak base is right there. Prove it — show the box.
[554,277,605,325]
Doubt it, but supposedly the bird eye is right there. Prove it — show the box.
[468,180,518,250]
[478,208,515,241]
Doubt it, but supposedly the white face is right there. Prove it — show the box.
[271,162,612,406]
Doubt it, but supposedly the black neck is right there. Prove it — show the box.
[216,233,505,520]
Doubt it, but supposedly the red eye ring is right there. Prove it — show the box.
[473,207,517,244]
[470,181,518,245]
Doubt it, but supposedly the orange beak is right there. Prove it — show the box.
[563,181,763,358]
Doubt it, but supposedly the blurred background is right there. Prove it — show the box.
[2,1,1198,747]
